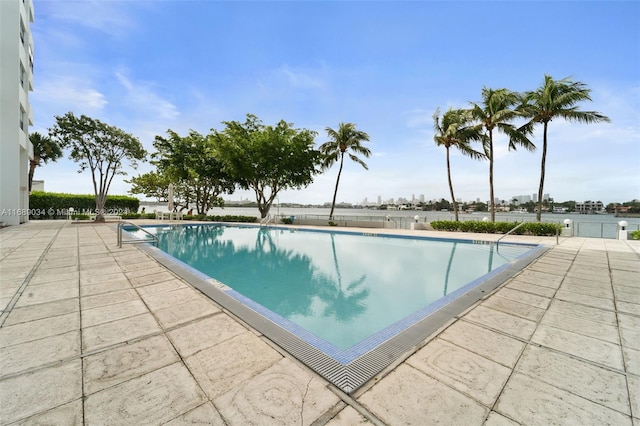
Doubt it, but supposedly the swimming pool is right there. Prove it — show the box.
[128,224,545,393]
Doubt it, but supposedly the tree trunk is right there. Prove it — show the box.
[446,147,458,221]
[488,130,495,222]
[536,123,549,222]
[28,160,37,192]
[329,153,344,220]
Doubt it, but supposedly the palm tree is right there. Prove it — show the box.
[433,108,485,221]
[519,75,610,221]
[469,88,535,221]
[28,132,63,191]
[319,123,371,220]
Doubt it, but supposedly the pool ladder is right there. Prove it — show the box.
[117,221,158,248]
[259,215,275,227]
[495,222,526,252]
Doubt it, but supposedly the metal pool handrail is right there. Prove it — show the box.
[117,221,158,248]
[496,221,526,252]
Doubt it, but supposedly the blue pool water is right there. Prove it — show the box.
[132,224,535,353]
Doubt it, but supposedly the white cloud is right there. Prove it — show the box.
[32,76,107,114]
[39,0,137,39]
[115,72,180,122]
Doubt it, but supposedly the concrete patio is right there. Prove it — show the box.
[1,220,638,425]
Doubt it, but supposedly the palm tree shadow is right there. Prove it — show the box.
[318,234,369,322]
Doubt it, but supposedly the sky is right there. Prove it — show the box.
[30,0,640,206]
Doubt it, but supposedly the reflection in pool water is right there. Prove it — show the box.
[144,225,531,350]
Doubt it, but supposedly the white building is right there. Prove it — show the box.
[1,0,35,225]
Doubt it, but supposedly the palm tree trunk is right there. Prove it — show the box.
[488,130,495,222]
[536,123,548,222]
[28,160,37,192]
[446,148,458,221]
[329,153,344,220]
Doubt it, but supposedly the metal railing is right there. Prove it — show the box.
[495,222,527,252]
[117,221,158,248]
[259,215,275,227]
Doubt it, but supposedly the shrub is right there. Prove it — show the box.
[431,220,561,236]
[632,230,640,240]
[29,191,139,219]
[281,217,293,224]
[121,213,141,219]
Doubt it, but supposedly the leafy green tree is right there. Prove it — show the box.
[469,88,535,221]
[28,131,63,192]
[215,114,322,218]
[48,112,146,222]
[518,75,610,221]
[127,170,195,212]
[126,170,171,203]
[433,108,485,221]
[149,130,234,215]
[319,122,371,219]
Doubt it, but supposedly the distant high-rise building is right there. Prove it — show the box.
[1,0,35,225]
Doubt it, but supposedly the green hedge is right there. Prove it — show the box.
[430,220,561,236]
[29,191,139,219]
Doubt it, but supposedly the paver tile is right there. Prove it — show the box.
[617,301,640,316]
[3,298,79,326]
[29,268,80,286]
[505,279,557,298]
[164,402,226,426]
[82,312,161,352]
[495,372,631,426]
[628,374,639,421]
[135,279,188,295]
[9,400,83,426]
[619,314,640,351]
[0,312,79,347]
[185,332,282,400]
[0,330,80,377]
[83,334,180,394]
[439,320,525,368]
[612,270,640,286]
[516,346,630,414]
[554,290,615,310]
[358,364,488,425]
[407,338,511,405]
[14,282,78,307]
[481,295,546,322]
[82,299,149,327]
[495,287,551,309]
[484,411,520,425]
[129,271,176,287]
[541,310,620,344]
[80,278,132,297]
[531,324,624,370]
[84,362,206,424]
[513,270,563,289]
[80,271,127,286]
[123,265,171,278]
[215,358,339,425]
[80,288,139,310]
[325,406,370,425]
[141,287,204,311]
[154,297,220,329]
[167,313,247,357]
[0,360,82,424]
[547,299,617,326]
[463,305,537,340]
[560,282,614,298]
